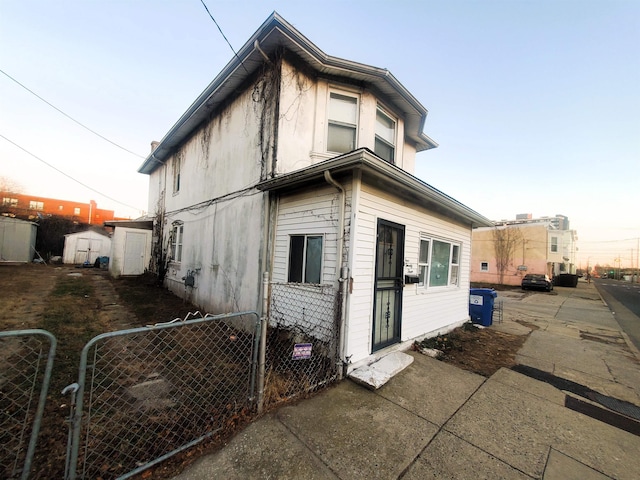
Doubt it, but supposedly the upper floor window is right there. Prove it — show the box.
[29,200,44,210]
[375,107,396,163]
[2,198,18,206]
[327,92,358,154]
[288,234,323,284]
[172,155,181,194]
[550,236,558,253]
[74,207,81,215]
[480,262,489,272]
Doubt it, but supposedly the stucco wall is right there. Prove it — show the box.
[471,224,551,286]
[276,59,415,174]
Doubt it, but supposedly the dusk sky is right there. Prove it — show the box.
[1,0,638,268]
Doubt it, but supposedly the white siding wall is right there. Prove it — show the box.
[272,183,352,285]
[347,183,472,365]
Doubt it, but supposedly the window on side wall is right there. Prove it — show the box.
[171,223,184,262]
[173,155,181,194]
[327,92,358,154]
[480,262,489,272]
[375,107,396,163]
[29,201,44,210]
[288,235,323,284]
[419,235,461,288]
[550,236,558,253]
[73,207,81,215]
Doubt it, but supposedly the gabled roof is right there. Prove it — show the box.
[138,12,437,175]
[256,148,493,229]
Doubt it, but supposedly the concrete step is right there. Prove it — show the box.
[348,351,414,390]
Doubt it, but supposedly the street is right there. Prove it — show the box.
[594,278,640,351]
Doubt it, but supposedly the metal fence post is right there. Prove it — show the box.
[257,271,269,414]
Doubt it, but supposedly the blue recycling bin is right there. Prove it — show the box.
[469,288,498,326]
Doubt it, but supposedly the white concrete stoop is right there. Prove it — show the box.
[348,351,414,390]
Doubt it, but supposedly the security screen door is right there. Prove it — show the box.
[372,219,404,352]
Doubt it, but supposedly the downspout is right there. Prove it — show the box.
[323,170,349,379]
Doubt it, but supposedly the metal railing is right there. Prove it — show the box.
[0,330,56,480]
[64,311,260,480]
[264,282,340,408]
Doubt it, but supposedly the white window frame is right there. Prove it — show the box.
[288,234,324,284]
[480,262,489,272]
[29,200,44,210]
[171,222,184,263]
[374,105,396,163]
[418,234,461,290]
[550,236,558,253]
[327,91,359,154]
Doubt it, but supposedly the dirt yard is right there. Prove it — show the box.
[1,263,526,479]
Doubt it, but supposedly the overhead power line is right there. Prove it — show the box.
[198,0,249,74]
[0,133,143,212]
[0,69,144,159]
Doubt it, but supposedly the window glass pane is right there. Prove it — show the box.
[288,236,304,283]
[450,265,459,285]
[419,265,428,286]
[305,236,323,284]
[328,124,356,153]
[452,245,459,264]
[419,239,429,264]
[329,93,357,124]
[429,240,451,287]
[376,109,395,143]
[374,138,394,163]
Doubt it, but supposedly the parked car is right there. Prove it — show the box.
[521,274,553,292]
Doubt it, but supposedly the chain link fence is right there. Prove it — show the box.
[264,283,340,408]
[65,312,260,480]
[0,330,56,480]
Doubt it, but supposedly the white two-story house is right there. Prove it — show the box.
[138,13,492,371]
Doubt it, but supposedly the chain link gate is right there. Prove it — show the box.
[64,311,260,480]
[264,282,341,408]
[0,330,56,480]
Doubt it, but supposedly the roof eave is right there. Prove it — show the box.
[256,149,492,229]
[138,12,437,174]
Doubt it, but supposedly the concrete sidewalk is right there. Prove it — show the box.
[174,282,640,479]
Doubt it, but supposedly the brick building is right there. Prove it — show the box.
[0,192,120,224]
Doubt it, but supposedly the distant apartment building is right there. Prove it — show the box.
[471,214,577,286]
[0,192,119,225]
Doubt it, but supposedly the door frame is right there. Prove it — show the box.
[371,218,405,352]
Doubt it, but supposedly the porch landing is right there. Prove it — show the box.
[348,351,414,390]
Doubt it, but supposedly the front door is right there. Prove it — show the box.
[372,219,404,352]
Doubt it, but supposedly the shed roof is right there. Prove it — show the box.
[138,12,437,175]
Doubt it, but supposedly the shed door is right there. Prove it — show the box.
[372,219,404,352]
[75,238,90,264]
[123,232,146,275]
